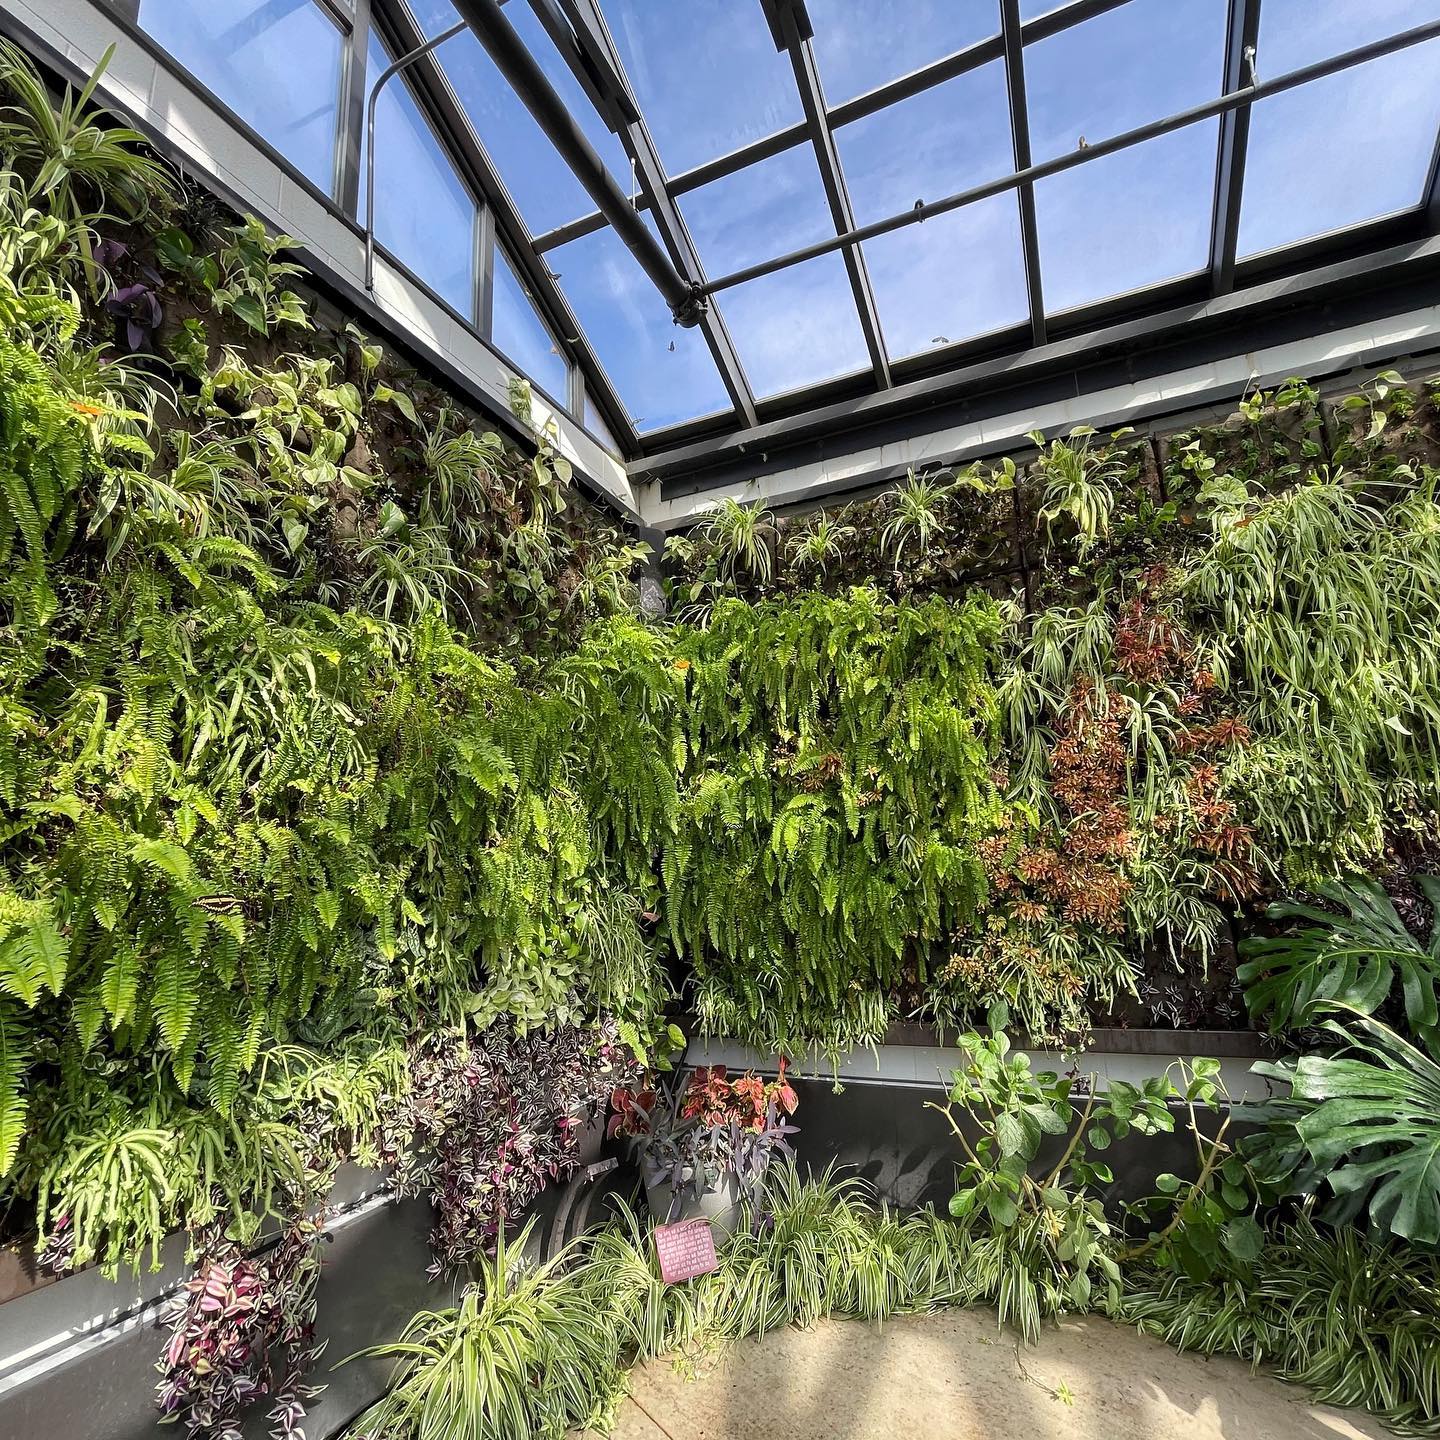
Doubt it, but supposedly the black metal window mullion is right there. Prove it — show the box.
[316,0,358,31]
[999,0,1046,348]
[524,0,1140,256]
[335,0,372,214]
[764,0,891,389]
[545,0,759,428]
[476,204,497,336]
[1424,120,1440,233]
[369,0,639,453]
[1208,0,1262,295]
[684,15,1440,302]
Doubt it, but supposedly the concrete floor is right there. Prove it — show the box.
[587,1310,1393,1440]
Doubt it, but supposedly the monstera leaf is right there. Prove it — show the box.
[1250,1013,1440,1245]
[1238,875,1440,1048]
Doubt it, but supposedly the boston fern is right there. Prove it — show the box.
[668,586,1002,1056]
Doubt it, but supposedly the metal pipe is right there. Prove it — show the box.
[364,20,467,296]
[694,15,1440,299]
[450,0,703,324]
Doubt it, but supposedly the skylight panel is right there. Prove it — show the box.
[835,59,1014,227]
[807,0,1000,103]
[860,199,1031,358]
[1238,0,1440,255]
[492,245,570,405]
[405,0,628,236]
[597,0,803,174]
[548,224,733,432]
[137,0,343,192]
[1025,0,1225,310]
[361,30,477,316]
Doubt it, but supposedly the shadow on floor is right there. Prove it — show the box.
[593,1310,1390,1440]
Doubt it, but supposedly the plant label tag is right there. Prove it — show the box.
[654,1218,718,1284]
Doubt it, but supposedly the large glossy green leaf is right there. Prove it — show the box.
[1238,876,1440,1048]
[1252,1014,1440,1244]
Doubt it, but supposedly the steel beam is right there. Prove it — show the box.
[999,0,1046,346]
[762,0,890,387]
[1208,0,1262,294]
[370,0,638,452]
[529,0,1137,255]
[634,231,1440,501]
[335,0,373,213]
[541,0,758,425]
[1425,120,1440,233]
[449,0,705,324]
[689,14,1440,298]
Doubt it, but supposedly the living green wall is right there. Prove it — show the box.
[4,35,1440,1299]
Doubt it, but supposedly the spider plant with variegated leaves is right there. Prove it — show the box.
[354,503,469,624]
[696,495,777,585]
[880,468,953,574]
[0,41,176,294]
[1031,425,1131,553]
[417,408,507,550]
[787,511,856,575]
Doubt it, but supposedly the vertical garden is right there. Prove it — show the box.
[0,37,1439,1440]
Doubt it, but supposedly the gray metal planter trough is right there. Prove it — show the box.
[0,1031,1270,1440]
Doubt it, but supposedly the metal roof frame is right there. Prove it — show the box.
[114,0,1440,495]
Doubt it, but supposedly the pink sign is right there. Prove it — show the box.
[654,1218,719,1284]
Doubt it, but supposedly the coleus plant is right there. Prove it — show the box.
[611,1063,800,1221]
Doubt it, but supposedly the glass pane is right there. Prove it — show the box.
[407,0,628,237]
[137,0,342,192]
[836,60,1013,228]
[1257,0,1440,69]
[718,256,870,398]
[808,0,999,103]
[584,393,622,457]
[597,0,802,175]
[1239,1,1440,255]
[1036,125,1218,311]
[862,196,1030,358]
[679,146,835,280]
[1025,0,1225,310]
[679,147,867,398]
[491,246,569,405]
[549,224,732,432]
[1025,0,1227,165]
[361,33,477,318]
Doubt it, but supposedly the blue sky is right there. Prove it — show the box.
[143,0,1440,435]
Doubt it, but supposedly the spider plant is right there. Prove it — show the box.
[354,508,469,624]
[0,41,176,290]
[418,410,505,551]
[341,1222,624,1440]
[1122,1215,1440,1436]
[880,468,952,573]
[1031,426,1129,553]
[786,512,855,575]
[696,496,776,585]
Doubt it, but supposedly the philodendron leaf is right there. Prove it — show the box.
[1238,875,1440,1049]
[1253,1013,1440,1245]
[1221,1215,1264,1262]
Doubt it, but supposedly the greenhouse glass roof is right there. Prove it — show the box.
[132,0,1440,464]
